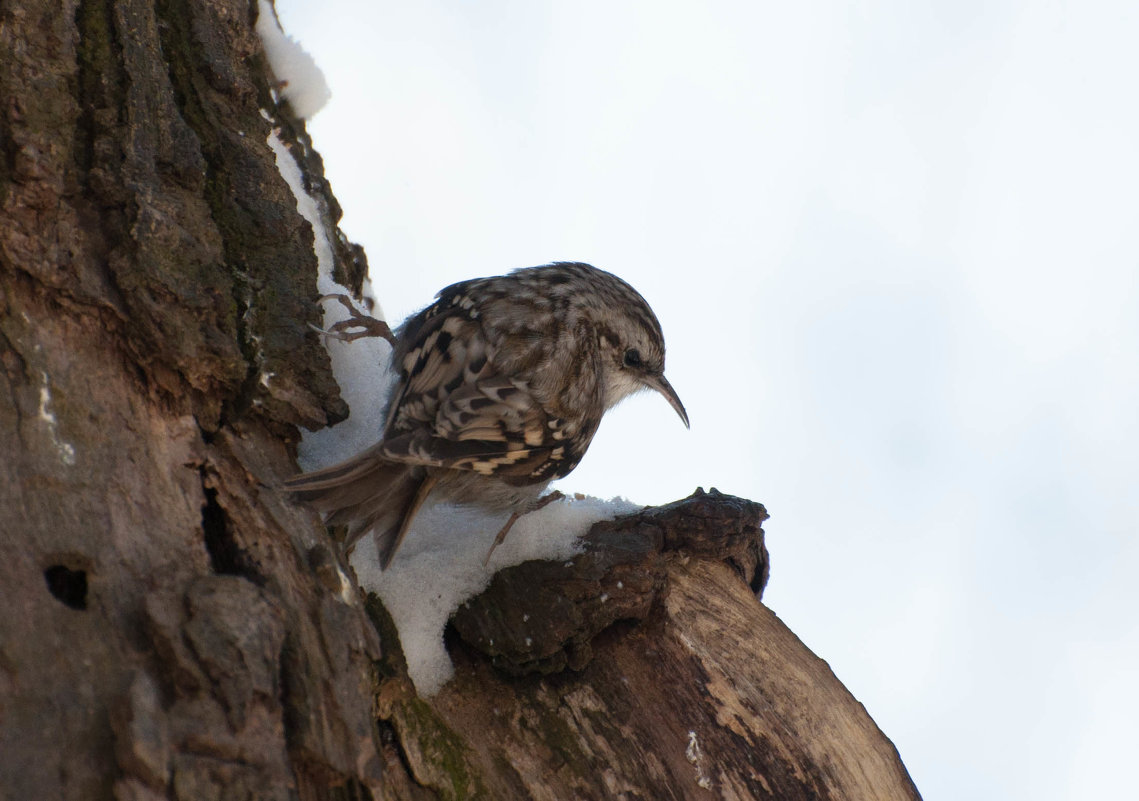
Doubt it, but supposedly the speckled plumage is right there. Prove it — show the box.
[286,262,688,568]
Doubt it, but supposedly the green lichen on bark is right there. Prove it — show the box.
[391,696,488,801]
[364,592,488,799]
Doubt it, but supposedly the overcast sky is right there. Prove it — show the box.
[274,2,1139,798]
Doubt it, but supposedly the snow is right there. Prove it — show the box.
[37,372,75,466]
[351,494,639,696]
[265,108,639,697]
[685,730,713,789]
[254,0,331,119]
[264,126,393,469]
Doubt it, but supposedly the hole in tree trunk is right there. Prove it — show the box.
[44,565,88,610]
[200,481,265,584]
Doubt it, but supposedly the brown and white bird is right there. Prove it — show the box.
[286,262,688,569]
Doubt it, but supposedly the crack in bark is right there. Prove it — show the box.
[198,467,264,584]
[377,720,421,791]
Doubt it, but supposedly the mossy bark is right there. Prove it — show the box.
[1,1,375,798]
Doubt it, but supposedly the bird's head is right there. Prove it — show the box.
[582,267,689,429]
[598,323,689,428]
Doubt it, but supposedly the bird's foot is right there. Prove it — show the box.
[311,293,398,345]
[483,491,567,565]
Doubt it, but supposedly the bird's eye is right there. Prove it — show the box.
[623,348,643,369]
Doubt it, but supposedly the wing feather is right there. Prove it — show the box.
[379,281,598,484]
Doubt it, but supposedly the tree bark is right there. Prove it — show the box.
[1,1,379,798]
[0,1,922,799]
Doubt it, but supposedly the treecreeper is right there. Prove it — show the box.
[286,262,689,567]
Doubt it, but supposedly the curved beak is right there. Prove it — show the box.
[643,373,690,429]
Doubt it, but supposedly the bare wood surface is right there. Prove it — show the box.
[372,494,919,800]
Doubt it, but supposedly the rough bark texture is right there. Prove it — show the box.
[1,1,380,798]
[0,1,922,799]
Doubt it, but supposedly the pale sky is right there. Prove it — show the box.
[275,2,1139,798]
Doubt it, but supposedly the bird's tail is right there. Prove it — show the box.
[283,444,430,568]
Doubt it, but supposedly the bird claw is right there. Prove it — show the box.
[482,491,567,566]
[311,293,398,345]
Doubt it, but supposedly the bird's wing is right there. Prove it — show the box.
[380,301,582,484]
[380,381,578,484]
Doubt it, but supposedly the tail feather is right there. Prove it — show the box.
[283,447,432,567]
[282,443,391,495]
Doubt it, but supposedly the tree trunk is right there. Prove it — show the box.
[0,1,922,799]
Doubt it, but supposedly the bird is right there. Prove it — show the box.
[285,261,689,569]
